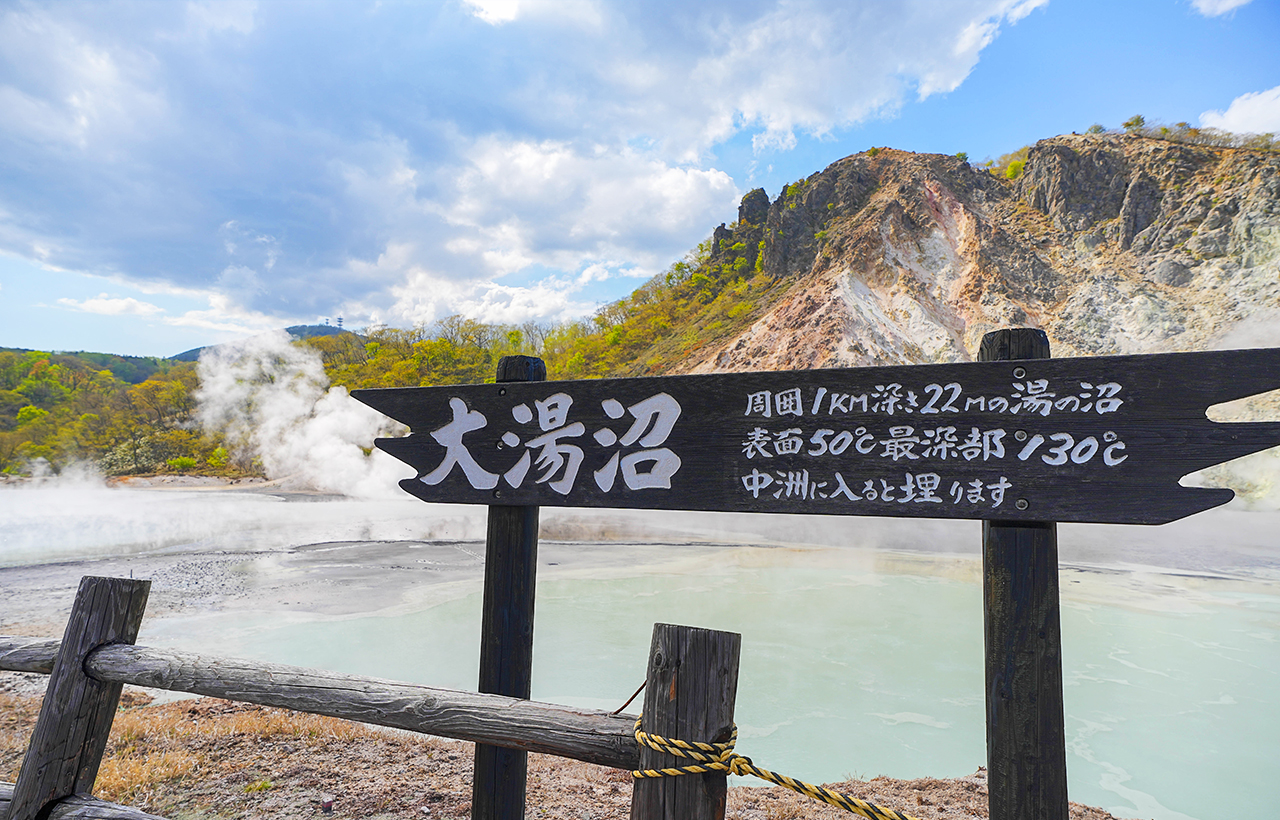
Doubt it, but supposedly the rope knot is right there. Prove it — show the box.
[630,714,924,820]
[631,718,737,778]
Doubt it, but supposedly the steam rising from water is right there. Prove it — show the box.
[1193,328,1280,510]
[196,331,411,497]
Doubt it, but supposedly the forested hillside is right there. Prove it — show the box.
[0,349,208,476]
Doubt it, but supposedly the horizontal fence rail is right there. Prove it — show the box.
[0,783,167,820]
[0,635,639,770]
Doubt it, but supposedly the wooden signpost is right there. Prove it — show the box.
[357,344,1280,525]
[353,336,1280,820]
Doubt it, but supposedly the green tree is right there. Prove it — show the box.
[991,146,1029,179]
[16,405,47,426]
[1123,115,1146,132]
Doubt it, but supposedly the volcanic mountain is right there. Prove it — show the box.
[678,133,1280,374]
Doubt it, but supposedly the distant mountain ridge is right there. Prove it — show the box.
[2,325,361,381]
[0,346,168,384]
[169,325,360,362]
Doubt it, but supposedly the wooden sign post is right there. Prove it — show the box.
[354,338,1280,820]
[979,329,1067,820]
[472,355,545,820]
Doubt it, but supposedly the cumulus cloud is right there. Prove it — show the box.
[57,294,163,316]
[448,137,739,272]
[559,0,1050,157]
[1201,85,1280,134]
[389,267,597,327]
[0,1,1045,332]
[1190,0,1253,17]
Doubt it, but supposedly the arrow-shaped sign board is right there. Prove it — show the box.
[353,348,1280,525]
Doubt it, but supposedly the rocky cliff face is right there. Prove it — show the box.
[683,134,1280,374]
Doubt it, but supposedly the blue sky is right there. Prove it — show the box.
[0,0,1276,357]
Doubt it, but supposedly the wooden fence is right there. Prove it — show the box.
[0,577,739,820]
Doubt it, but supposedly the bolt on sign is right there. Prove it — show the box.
[353,348,1280,525]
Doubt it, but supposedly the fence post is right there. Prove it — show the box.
[472,355,545,820]
[979,328,1069,820]
[6,576,150,820]
[630,623,741,820]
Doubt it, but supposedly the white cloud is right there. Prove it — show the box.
[448,137,739,275]
[573,1,1050,158]
[453,280,597,325]
[388,266,594,327]
[1201,85,1280,133]
[1005,0,1050,23]
[463,0,520,25]
[57,294,163,316]
[0,1,1052,340]
[185,0,256,36]
[463,0,602,27]
[162,292,293,334]
[101,275,223,300]
[1191,0,1253,17]
[0,6,169,152]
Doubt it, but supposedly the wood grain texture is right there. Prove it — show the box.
[978,327,1050,362]
[0,782,170,820]
[494,355,546,383]
[0,637,59,673]
[0,638,640,770]
[631,624,741,820]
[354,346,1280,525]
[95,643,637,768]
[7,577,150,820]
[473,357,545,820]
[980,330,1068,820]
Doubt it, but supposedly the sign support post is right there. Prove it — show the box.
[471,355,545,820]
[980,329,1068,820]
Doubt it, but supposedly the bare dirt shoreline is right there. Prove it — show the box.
[0,675,1121,820]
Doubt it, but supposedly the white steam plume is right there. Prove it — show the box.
[1179,318,1280,510]
[196,331,411,498]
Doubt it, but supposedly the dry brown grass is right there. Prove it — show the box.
[107,698,375,745]
[1,686,1121,820]
[95,748,202,805]
[0,692,42,781]
[92,696,395,810]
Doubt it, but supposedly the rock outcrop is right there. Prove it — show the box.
[681,134,1280,374]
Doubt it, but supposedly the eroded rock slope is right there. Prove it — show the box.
[683,134,1280,373]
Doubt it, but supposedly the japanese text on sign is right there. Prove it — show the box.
[420,392,683,495]
[745,379,1124,419]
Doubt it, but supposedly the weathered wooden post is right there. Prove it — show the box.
[630,623,741,820]
[979,329,1068,820]
[6,576,150,820]
[471,355,545,820]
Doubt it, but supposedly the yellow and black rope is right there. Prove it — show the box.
[633,718,922,820]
